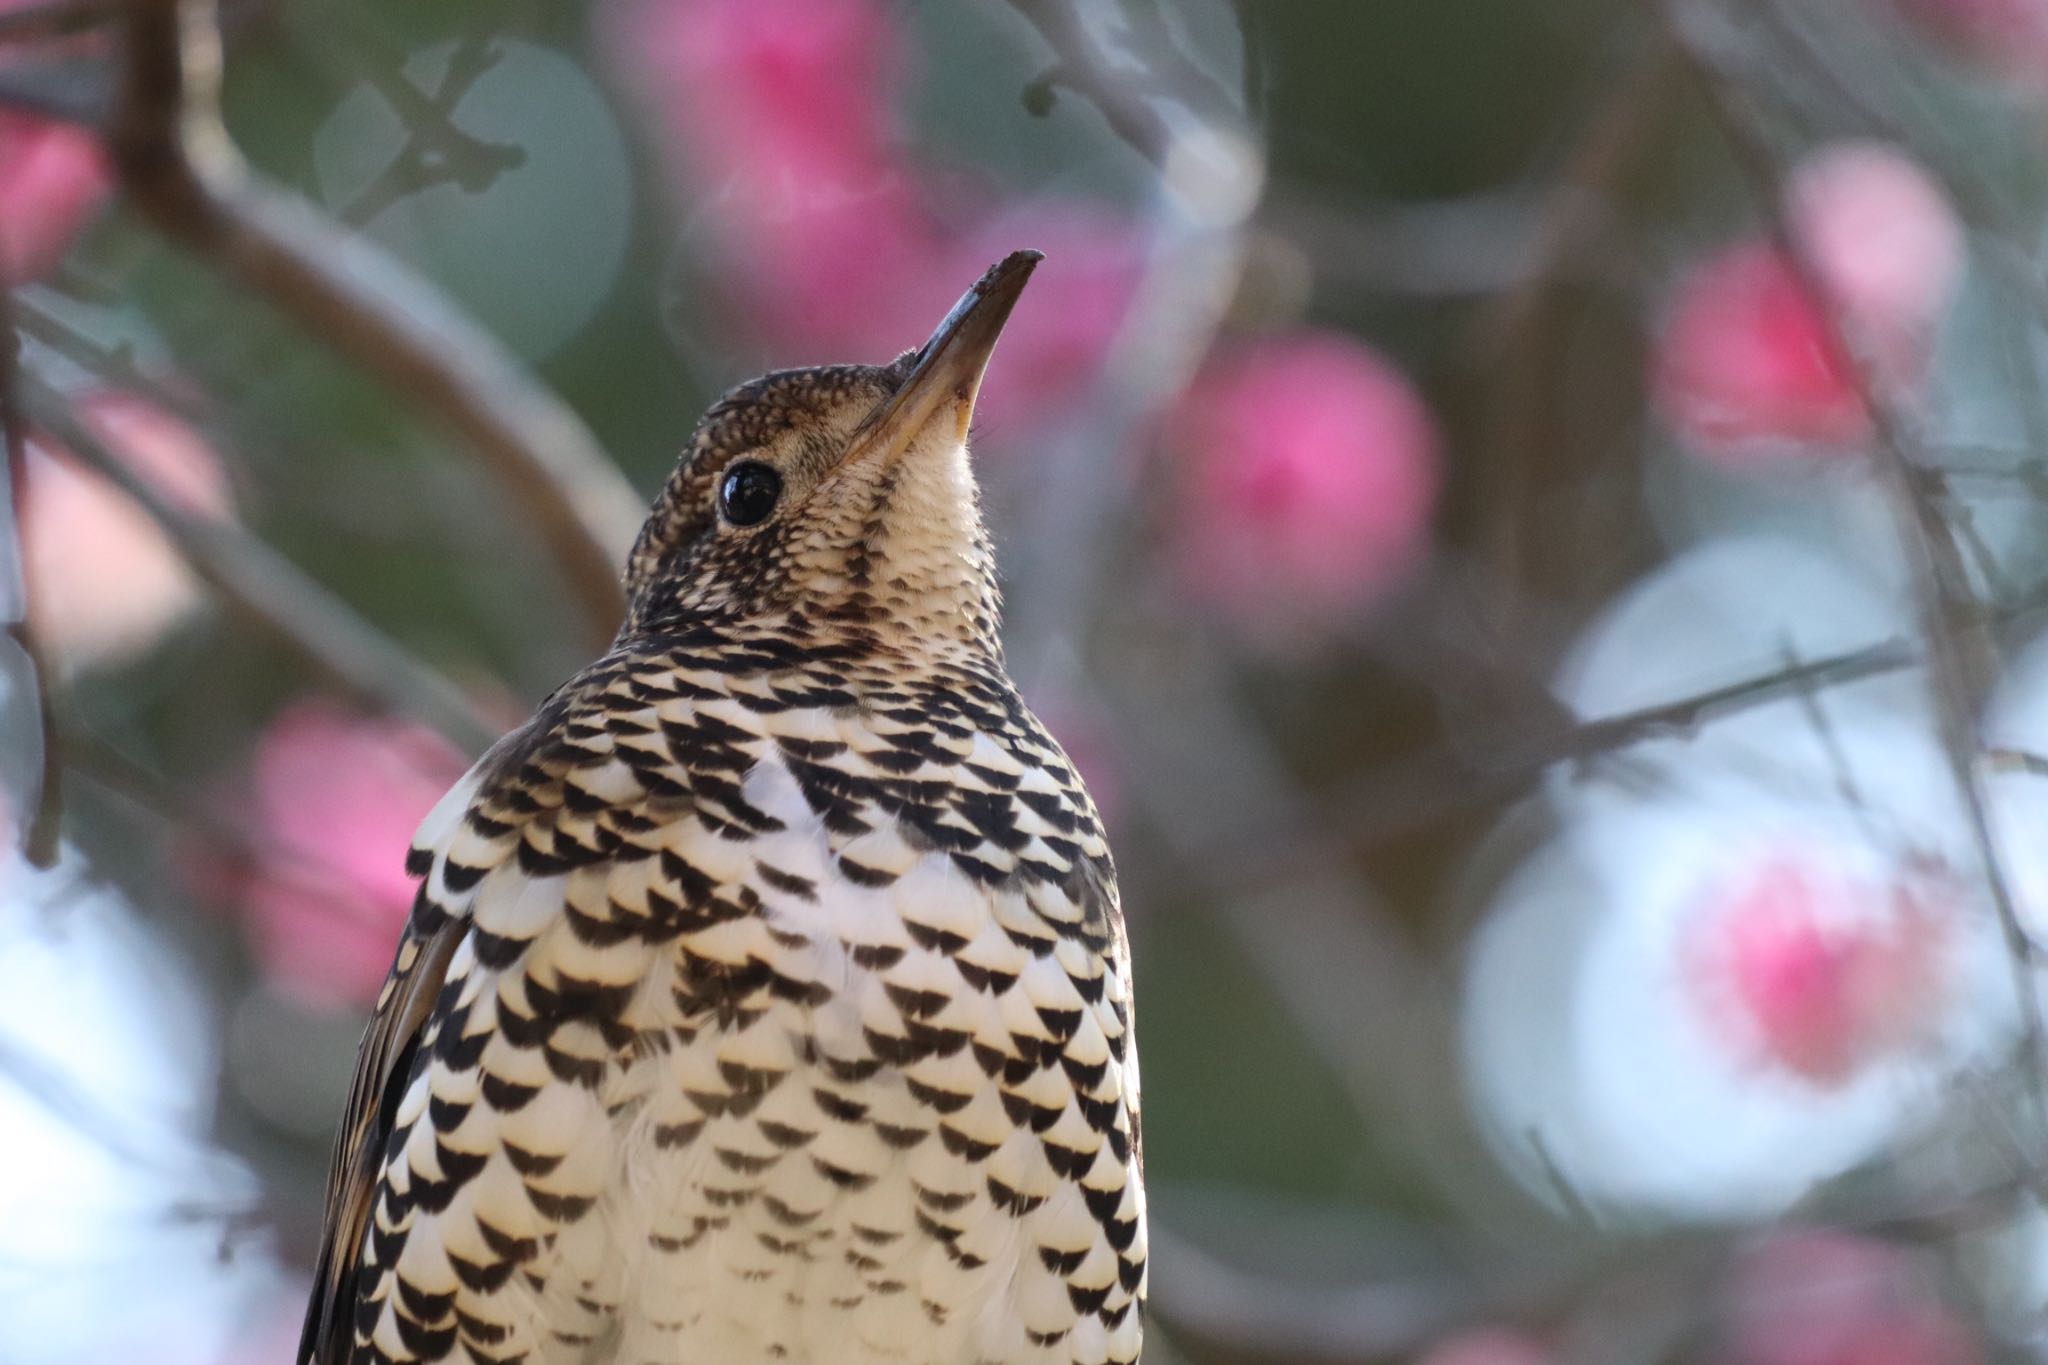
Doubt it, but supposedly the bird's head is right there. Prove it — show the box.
[623,251,1040,657]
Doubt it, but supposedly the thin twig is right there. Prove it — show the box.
[1662,0,2048,1131]
[341,31,525,227]
[1148,1222,1483,1363]
[1005,0,1242,168]
[106,0,638,646]
[0,287,62,868]
[18,371,497,753]
[1333,631,1919,847]
[13,291,209,424]
[1471,30,1674,621]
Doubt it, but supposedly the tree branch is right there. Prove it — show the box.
[0,288,63,868]
[1005,0,1244,168]
[106,0,639,647]
[19,371,497,753]
[1661,0,2048,1134]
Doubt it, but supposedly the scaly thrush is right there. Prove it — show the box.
[297,251,1145,1365]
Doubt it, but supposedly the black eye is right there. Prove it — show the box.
[719,461,782,526]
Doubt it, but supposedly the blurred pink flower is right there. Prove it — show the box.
[1889,0,2048,88]
[1657,145,1958,467]
[1165,331,1439,640]
[237,700,467,1008]
[1415,1328,1554,1365]
[1789,143,1962,352]
[603,0,946,352]
[607,0,908,193]
[24,394,234,666]
[1654,242,1872,461]
[601,0,1147,417]
[1724,1232,1979,1365]
[1683,854,1955,1087]
[0,109,109,282]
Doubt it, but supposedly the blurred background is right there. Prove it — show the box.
[7,0,2048,1361]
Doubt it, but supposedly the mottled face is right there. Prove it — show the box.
[625,254,1040,653]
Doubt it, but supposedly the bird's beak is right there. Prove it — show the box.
[841,249,1041,468]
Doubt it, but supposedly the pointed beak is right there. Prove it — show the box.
[842,250,1041,467]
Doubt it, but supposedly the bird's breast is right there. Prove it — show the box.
[576,738,1132,1365]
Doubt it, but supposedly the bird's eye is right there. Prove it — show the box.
[719,461,782,526]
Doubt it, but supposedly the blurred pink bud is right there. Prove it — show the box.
[1657,146,1956,468]
[713,175,946,357]
[602,0,946,356]
[0,109,109,282]
[1654,242,1873,461]
[606,0,908,193]
[1415,1328,1554,1365]
[1165,331,1439,640]
[1725,1232,1979,1365]
[237,701,468,1008]
[1684,855,1954,1087]
[1788,143,1962,350]
[1889,0,2048,88]
[24,394,234,666]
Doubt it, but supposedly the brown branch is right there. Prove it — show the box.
[1470,30,1674,620]
[1333,631,1921,847]
[18,371,498,754]
[106,0,638,647]
[0,0,116,45]
[0,289,62,868]
[1661,0,2048,1129]
[341,31,525,227]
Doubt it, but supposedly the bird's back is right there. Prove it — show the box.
[301,619,1145,1365]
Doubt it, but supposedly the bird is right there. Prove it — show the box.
[296,250,1146,1365]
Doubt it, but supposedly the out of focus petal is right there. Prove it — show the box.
[1164,330,1440,645]
[23,394,234,668]
[237,700,468,1007]
[0,111,110,283]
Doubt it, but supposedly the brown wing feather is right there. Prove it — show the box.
[297,910,466,1365]
[292,678,609,1364]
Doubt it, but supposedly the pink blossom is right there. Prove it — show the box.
[1724,1232,1979,1365]
[601,0,947,353]
[1788,143,1962,351]
[1682,854,1955,1087]
[1656,145,1958,467]
[606,0,907,194]
[0,0,113,283]
[23,394,234,666]
[1654,242,1872,461]
[0,110,109,283]
[1889,0,2048,88]
[1164,331,1439,639]
[599,0,1146,414]
[235,700,467,1008]
[1415,1328,1554,1365]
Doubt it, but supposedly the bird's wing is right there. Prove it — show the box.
[296,662,641,1365]
[296,753,493,1365]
